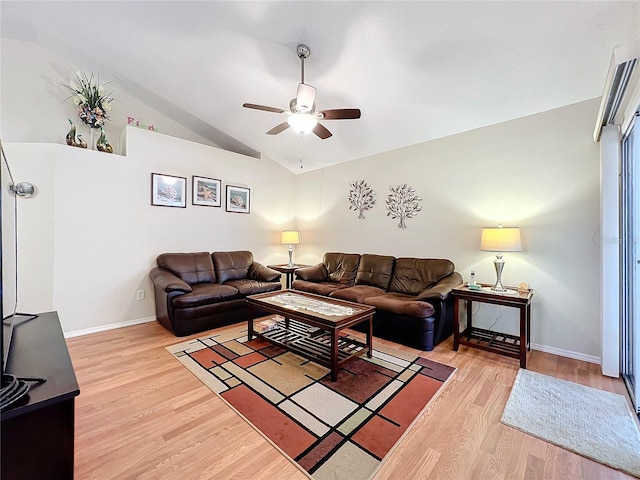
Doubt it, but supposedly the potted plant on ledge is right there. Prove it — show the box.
[63,69,114,152]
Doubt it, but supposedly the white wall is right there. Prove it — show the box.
[4,128,296,334]
[294,99,601,360]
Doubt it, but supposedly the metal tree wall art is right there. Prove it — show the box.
[348,179,376,219]
[386,184,422,229]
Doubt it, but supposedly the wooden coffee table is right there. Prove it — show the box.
[247,290,375,381]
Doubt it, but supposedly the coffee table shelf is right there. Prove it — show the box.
[258,319,367,367]
[247,290,374,381]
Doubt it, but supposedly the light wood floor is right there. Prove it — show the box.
[66,321,635,480]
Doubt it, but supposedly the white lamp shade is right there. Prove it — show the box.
[281,230,301,245]
[296,83,316,113]
[287,113,318,134]
[480,227,522,252]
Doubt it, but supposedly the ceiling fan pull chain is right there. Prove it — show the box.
[299,135,304,169]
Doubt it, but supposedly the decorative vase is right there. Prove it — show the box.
[65,119,77,146]
[96,128,113,154]
[75,134,88,149]
[65,119,87,148]
[88,128,96,150]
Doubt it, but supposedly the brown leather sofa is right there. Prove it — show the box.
[150,251,281,336]
[293,252,462,351]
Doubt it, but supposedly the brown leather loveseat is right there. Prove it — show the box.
[293,252,462,350]
[150,251,281,336]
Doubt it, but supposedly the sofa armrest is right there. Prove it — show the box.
[150,267,193,293]
[294,264,328,282]
[249,262,281,282]
[416,272,463,301]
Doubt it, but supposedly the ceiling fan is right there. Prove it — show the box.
[243,44,361,139]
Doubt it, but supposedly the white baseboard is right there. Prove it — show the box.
[63,319,601,366]
[64,316,156,338]
[531,342,600,364]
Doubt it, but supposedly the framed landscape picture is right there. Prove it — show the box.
[151,173,186,208]
[192,175,221,207]
[225,185,250,214]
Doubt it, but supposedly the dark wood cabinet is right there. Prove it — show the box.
[1,311,80,479]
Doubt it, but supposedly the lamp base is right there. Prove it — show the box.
[492,253,507,292]
[287,245,294,268]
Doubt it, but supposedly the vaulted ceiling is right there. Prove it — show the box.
[2,1,639,173]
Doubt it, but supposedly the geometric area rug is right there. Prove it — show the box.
[501,369,640,478]
[167,322,456,480]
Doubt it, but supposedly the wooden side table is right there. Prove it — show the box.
[452,284,533,368]
[268,264,310,289]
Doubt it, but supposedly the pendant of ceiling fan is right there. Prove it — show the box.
[242,44,361,139]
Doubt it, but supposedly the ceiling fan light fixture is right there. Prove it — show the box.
[287,113,318,134]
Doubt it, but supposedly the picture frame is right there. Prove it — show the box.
[225,185,251,214]
[192,175,221,207]
[151,173,186,208]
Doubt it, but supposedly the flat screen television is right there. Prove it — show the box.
[0,141,44,411]
[1,139,18,376]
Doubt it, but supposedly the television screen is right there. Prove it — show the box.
[1,140,18,374]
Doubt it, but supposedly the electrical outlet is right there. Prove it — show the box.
[136,290,145,301]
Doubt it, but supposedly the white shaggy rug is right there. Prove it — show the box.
[501,369,640,478]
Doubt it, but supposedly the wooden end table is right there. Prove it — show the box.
[452,284,533,368]
[267,264,310,289]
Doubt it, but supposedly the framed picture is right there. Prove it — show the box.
[151,173,186,208]
[225,185,251,214]
[192,175,221,207]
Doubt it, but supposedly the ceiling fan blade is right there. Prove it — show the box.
[320,108,361,120]
[312,123,332,139]
[266,122,290,135]
[243,103,285,114]
[296,83,316,112]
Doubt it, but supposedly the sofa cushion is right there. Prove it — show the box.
[249,263,281,282]
[295,264,328,282]
[363,293,435,318]
[224,278,281,295]
[324,252,361,285]
[330,285,387,303]
[292,279,348,296]
[388,258,455,295]
[212,251,254,283]
[172,283,239,308]
[157,252,216,285]
[355,254,395,290]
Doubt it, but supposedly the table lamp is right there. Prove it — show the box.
[480,225,522,292]
[281,230,301,267]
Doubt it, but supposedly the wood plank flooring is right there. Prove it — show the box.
[66,321,636,480]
